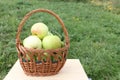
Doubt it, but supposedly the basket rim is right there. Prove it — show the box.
[18,42,69,51]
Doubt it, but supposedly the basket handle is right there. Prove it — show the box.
[16,9,69,47]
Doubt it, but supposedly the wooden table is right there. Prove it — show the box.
[4,59,88,80]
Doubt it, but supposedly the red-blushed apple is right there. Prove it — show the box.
[42,35,62,49]
[23,35,42,49]
[31,22,49,39]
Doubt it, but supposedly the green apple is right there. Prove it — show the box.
[26,54,30,60]
[42,35,62,49]
[42,53,49,61]
[23,35,42,49]
[31,22,49,39]
[61,41,65,47]
[47,31,53,36]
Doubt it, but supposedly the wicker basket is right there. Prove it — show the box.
[16,9,70,76]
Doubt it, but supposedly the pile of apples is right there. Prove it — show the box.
[23,22,64,50]
[23,22,64,61]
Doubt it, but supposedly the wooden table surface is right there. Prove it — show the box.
[4,59,88,80]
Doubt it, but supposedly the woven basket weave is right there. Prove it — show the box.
[16,9,70,76]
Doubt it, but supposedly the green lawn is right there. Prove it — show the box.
[0,0,120,80]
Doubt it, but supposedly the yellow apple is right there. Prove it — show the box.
[23,35,42,49]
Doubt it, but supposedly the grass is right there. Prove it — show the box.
[0,0,120,80]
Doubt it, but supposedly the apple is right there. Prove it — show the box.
[26,54,30,60]
[41,53,49,61]
[23,35,42,49]
[61,41,65,47]
[44,52,49,56]
[47,31,53,36]
[31,22,49,39]
[42,35,62,49]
